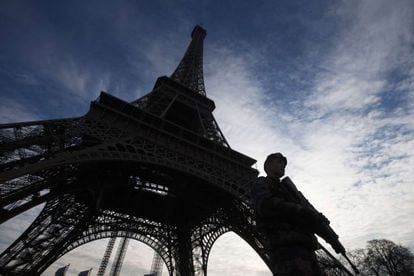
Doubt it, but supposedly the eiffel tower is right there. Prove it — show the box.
[0,26,273,275]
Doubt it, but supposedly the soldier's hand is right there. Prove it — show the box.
[331,239,346,254]
[299,207,318,220]
[317,212,330,225]
[299,208,329,226]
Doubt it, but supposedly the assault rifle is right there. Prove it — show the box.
[281,177,359,275]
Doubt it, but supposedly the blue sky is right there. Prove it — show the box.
[1,0,413,275]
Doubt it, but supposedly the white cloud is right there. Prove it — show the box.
[205,0,414,258]
[299,0,414,250]
[307,0,413,113]
[208,232,270,276]
[205,47,299,173]
[51,57,111,101]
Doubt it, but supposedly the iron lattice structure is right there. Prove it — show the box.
[110,237,129,276]
[0,26,275,275]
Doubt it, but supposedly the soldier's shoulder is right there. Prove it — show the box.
[254,176,269,187]
[257,176,268,182]
[251,176,269,198]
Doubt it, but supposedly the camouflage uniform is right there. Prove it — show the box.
[251,176,323,276]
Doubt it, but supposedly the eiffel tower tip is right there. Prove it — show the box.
[191,25,207,39]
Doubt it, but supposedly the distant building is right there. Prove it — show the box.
[78,268,92,276]
[55,264,70,276]
[145,251,163,276]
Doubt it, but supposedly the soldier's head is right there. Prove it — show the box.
[264,153,287,178]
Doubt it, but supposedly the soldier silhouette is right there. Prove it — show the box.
[251,153,327,276]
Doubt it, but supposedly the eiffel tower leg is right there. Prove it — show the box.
[191,218,230,276]
[192,227,211,276]
[187,201,275,276]
[0,194,93,275]
[176,223,194,276]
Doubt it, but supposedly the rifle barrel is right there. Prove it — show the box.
[318,243,354,276]
[342,252,360,275]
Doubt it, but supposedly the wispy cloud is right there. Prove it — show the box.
[301,0,414,249]
[0,97,39,123]
[206,0,414,255]
[208,233,270,276]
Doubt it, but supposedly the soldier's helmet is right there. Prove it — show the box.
[264,152,287,173]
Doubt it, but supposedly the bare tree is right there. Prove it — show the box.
[351,239,414,276]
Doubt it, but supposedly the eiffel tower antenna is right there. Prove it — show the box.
[0,26,274,276]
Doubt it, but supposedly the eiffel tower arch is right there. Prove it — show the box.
[0,26,274,275]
